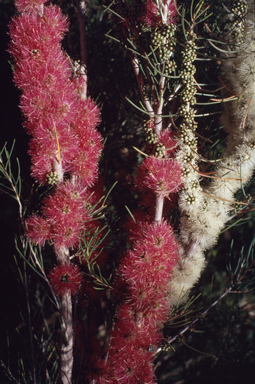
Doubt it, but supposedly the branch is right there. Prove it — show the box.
[158,285,233,352]
[154,194,164,223]
[54,244,73,384]
[0,144,24,228]
[52,154,73,384]
[0,359,20,384]
[157,277,244,353]
[59,291,73,384]
[74,0,88,99]
[24,264,37,384]
[154,75,165,137]
[130,55,154,115]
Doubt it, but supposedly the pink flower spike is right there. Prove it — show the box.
[48,263,82,296]
[160,129,179,156]
[137,156,182,196]
[73,98,101,134]
[42,182,90,249]
[142,0,159,28]
[124,211,151,246]
[15,0,46,14]
[26,214,50,247]
[141,0,178,28]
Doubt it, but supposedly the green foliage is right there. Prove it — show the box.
[0,141,22,205]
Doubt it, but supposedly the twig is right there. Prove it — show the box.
[0,359,20,384]
[130,55,154,115]
[199,190,248,205]
[0,153,24,228]
[75,0,88,100]
[154,72,165,137]
[24,263,37,384]
[157,282,236,352]
[240,97,252,141]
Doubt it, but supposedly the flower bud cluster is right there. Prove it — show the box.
[171,1,255,307]
[220,0,254,151]
[143,119,166,157]
[200,0,255,231]
[138,121,182,202]
[168,29,208,306]
[151,24,177,74]
[177,31,200,215]
[226,0,248,42]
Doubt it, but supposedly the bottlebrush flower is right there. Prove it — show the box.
[102,221,179,381]
[8,4,80,184]
[110,319,160,361]
[26,181,91,251]
[71,98,102,185]
[119,221,179,306]
[117,301,169,334]
[141,0,178,27]
[15,0,46,14]
[120,222,179,308]
[9,2,103,186]
[168,248,206,306]
[9,6,70,83]
[20,80,77,128]
[137,156,182,197]
[124,211,152,246]
[73,98,101,133]
[160,129,178,157]
[28,120,78,184]
[70,127,102,185]
[26,214,50,247]
[48,263,82,296]
[42,182,90,249]
[102,343,156,384]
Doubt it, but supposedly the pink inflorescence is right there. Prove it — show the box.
[160,129,178,156]
[15,0,46,14]
[9,1,102,185]
[26,182,90,250]
[141,0,178,28]
[102,221,179,383]
[71,98,102,186]
[9,0,103,251]
[137,156,182,197]
[48,263,82,296]
[26,214,50,247]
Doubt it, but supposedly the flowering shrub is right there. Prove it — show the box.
[8,1,103,382]
[2,0,255,383]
